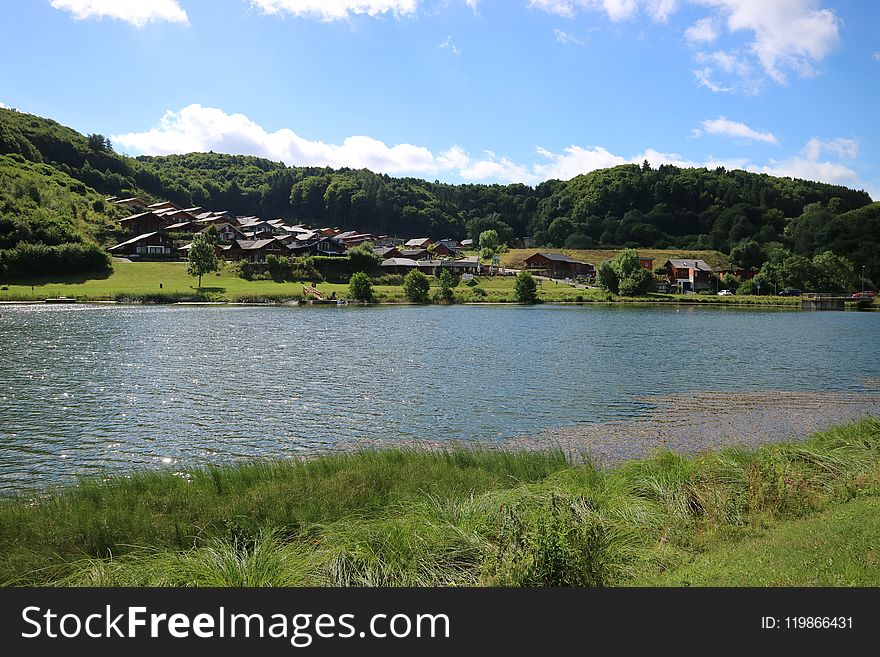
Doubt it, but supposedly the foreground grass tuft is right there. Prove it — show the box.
[2,418,879,586]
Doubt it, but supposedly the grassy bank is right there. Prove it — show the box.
[0,260,815,306]
[1,417,878,587]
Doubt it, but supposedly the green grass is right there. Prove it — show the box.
[641,496,880,586]
[2,418,879,587]
[0,261,810,305]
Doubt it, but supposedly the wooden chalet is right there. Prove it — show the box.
[523,252,593,278]
[109,232,175,257]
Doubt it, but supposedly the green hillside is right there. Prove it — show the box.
[1,107,878,283]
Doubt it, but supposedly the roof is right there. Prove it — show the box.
[525,252,586,264]
[119,211,157,223]
[165,221,197,230]
[667,259,713,271]
[405,238,432,247]
[109,232,167,250]
[231,239,281,250]
[381,258,419,267]
[374,247,400,256]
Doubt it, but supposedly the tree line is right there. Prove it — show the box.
[1,108,878,283]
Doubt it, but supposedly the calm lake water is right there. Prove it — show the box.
[0,303,878,492]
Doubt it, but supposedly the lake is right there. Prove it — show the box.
[1,303,878,492]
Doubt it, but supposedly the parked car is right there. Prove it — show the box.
[852,291,877,299]
[717,289,734,296]
[778,288,802,297]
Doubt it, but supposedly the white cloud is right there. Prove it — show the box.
[802,137,858,161]
[49,0,188,26]
[692,116,777,144]
[249,0,419,21]
[528,1,841,91]
[693,67,734,93]
[439,35,461,55]
[696,0,840,84]
[0,102,6,109]
[554,29,585,46]
[112,105,868,192]
[685,17,717,43]
[873,51,880,62]
[527,0,638,21]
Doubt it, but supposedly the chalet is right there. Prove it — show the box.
[440,256,480,274]
[287,235,346,257]
[523,253,593,278]
[639,256,654,271]
[461,239,474,249]
[405,238,433,249]
[119,211,171,235]
[165,221,200,233]
[664,259,714,292]
[431,241,461,257]
[238,220,277,238]
[148,201,182,212]
[374,246,403,259]
[112,197,148,212]
[226,239,290,263]
[109,232,175,257]
[380,257,420,275]
[399,249,431,261]
[157,209,198,223]
[374,235,404,247]
[205,222,246,242]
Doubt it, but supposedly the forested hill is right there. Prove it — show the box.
[1,107,877,272]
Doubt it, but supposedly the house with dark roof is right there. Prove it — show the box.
[523,252,593,278]
[119,211,172,235]
[399,249,431,261]
[374,246,403,260]
[109,232,175,257]
[380,257,420,275]
[287,235,346,257]
[664,259,714,292]
[226,239,290,263]
[430,241,462,258]
[204,222,246,243]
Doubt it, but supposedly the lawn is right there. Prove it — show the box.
[500,247,733,270]
[641,495,880,586]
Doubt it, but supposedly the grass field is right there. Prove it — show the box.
[1,417,878,587]
[0,260,812,306]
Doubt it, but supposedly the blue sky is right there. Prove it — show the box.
[1,0,877,197]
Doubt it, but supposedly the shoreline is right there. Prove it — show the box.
[2,298,869,310]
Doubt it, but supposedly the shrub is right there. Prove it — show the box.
[435,269,456,303]
[514,271,538,303]
[348,271,374,302]
[403,269,430,303]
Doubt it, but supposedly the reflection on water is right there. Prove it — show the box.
[0,303,877,492]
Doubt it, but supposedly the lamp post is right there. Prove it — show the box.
[862,266,866,294]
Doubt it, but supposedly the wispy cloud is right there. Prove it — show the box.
[691,117,777,144]
[439,35,461,56]
[49,0,189,26]
[249,0,417,21]
[553,29,585,46]
[685,17,717,44]
[528,1,842,92]
[874,51,880,62]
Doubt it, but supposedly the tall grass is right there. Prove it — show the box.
[2,418,879,586]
